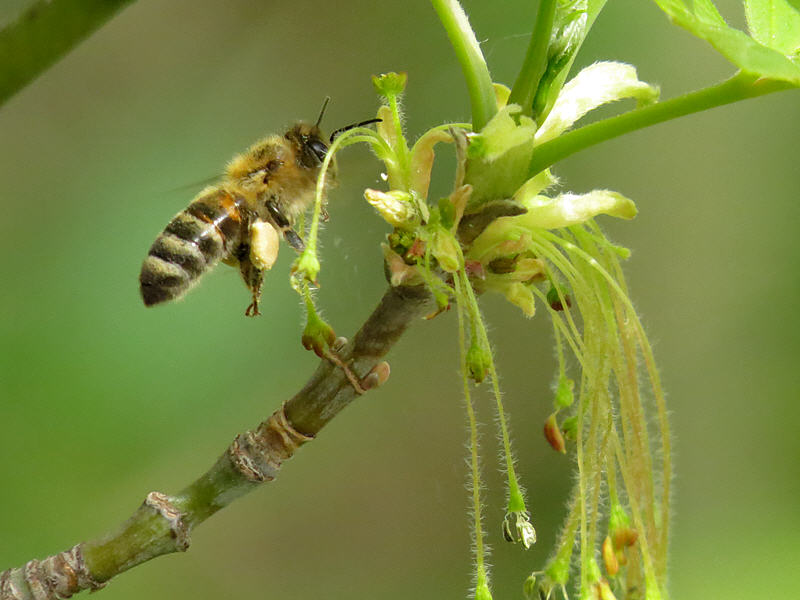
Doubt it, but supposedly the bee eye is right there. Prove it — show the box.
[308,139,328,162]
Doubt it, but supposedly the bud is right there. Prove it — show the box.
[613,527,638,550]
[431,229,461,273]
[608,504,637,549]
[547,284,572,311]
[464,260,486,280]
[466,337,491,384]
[301,312,336,358]
[504,282,536,317]
[554,374,575,409]
[405,238,426,260]
[360,361,391,391]
[512,257,546,282]
[364,188,417,228]
[522,574,538,600]
[292,249,321,286]
[544,413,566,453]
[602,536,619,577]
[561,415,578,441]
[382,244,424,287]
[595,580,618,600]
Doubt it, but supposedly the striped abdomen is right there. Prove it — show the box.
[140,188,247,307]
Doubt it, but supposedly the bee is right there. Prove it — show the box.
[139,100,378,316]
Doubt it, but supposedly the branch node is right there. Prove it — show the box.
[144,492,190,551]
[229,404,315,482]
[0,544,104,600]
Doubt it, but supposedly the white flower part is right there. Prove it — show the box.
[513,169,559,203]
[364,188,417,228]
[519,190,638,229]
[534,62,660,145]
[249,220,280,270]
[504,282,536,318]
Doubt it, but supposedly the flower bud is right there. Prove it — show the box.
[301,313,336,358]
[431,229,461,273]
[554,374,575,409]
[544,413,566,453]
[504,282,536,317]
[466,338,491,384]
[595,580,618,600]
[522,574,538,600]
[547,284,572,311]
[364,188,417,228]
[292,249,321,285]
[561,415,578,441]
[613,527,638,550]
[602,536,619,577]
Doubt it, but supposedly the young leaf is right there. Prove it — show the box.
[535,62,659,145]
[651,0,800,83]
[745,0,800,56]
[692,0,726,26]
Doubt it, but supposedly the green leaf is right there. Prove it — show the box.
[651,0,800,83]
[692,0,726,26]
[745,0,800,56]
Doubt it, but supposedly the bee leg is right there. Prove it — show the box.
[265,200,305,252]
[239,220,281,317]
[239,258,264,317]
[283,228,305,252]
[321,206,330,222]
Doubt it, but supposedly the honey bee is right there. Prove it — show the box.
[139,100,378,316]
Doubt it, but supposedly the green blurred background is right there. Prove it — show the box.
[1,1,798,598]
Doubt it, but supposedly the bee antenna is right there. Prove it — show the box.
[315,96,331,128]
[329,118,382,143]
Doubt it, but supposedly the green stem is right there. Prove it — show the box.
[528,72,794,176]
[0,0,134,107]
[508,0,556,112]
[430,0,496,131]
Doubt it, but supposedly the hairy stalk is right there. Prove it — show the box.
[454,270,491,600]
[0,0,134,107]
[528,72,793,176]
[0,283,433,600]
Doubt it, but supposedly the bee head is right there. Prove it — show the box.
[285,123,329,169]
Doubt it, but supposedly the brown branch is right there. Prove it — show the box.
[0,283,433,599]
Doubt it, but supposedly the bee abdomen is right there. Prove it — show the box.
[140,188,245,307]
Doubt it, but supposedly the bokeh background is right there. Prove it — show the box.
[1,1,798,598]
